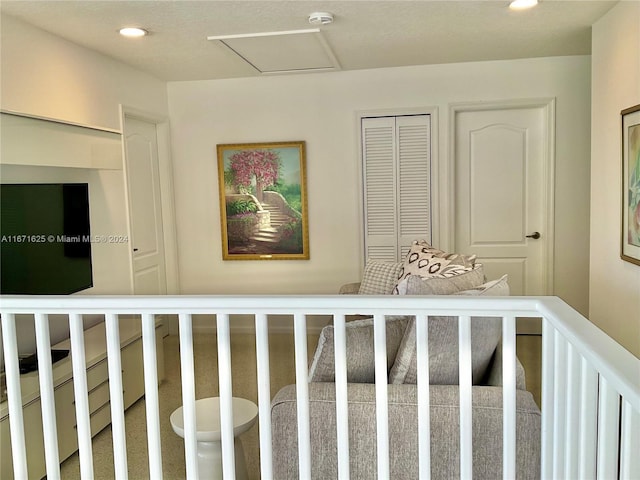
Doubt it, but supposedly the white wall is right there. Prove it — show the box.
[168,55,592,314]
[0,14,168,131]
[590,2,640,358]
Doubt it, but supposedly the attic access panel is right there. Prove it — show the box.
[208,29,340,74]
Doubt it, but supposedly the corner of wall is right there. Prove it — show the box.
[589,2,640,358]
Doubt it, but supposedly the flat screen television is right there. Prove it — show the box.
[1,183,93,294]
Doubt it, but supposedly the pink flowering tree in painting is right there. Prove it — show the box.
[229,149,280,203]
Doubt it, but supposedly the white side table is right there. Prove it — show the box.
[170,397,258,480]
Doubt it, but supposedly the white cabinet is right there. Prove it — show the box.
[0,320,165,479]
[54,379,78,463]
[0,399,46,480]
[121,338,144,410]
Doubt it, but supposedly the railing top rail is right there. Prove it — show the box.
[0,294,543,316]
[2,294,637,409]
[535,296,640,410]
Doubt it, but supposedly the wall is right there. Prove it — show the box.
[168,55,592,315]
[0,14,168,131]
[590,2,640,358]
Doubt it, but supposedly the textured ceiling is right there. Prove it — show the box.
[0,0,618,81]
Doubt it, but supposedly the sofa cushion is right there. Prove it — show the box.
[308,315,410,383]
[389,276,508,385]
[358,260,403,295]
[271,383,541,480]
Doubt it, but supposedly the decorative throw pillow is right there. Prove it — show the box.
[388,275,508,385]
[393,240,478,293]
[403,265,486,295]
[308,315,410,383]
[456,274,509,296]
[358,260,403,295]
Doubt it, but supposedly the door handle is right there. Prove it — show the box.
[526,232,541,239]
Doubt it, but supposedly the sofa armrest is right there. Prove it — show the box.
[339,282,361,294]
[272,382,540,480]
[485,342,527,390]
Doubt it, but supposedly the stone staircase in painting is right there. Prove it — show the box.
[250,203,288,244]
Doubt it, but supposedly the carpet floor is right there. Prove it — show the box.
[59,332,319,479]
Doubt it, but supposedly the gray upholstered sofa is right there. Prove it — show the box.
[271,248,541,479]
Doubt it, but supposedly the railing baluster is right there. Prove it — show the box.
[564,343,581,478]
[1,313,28,479]
[178,313,198,479]
[255,313,273,479]
[416,315,431,480]
[552,329,567,479]
[373,313,389,479]
[105,313,128,479]
[620,400,640,478]
[540,318,555,479]
[333,313,350,480]
[458,315,473,479]
[502,315,516,480]
[141,313,163,479]
[69,313,94,479]
[596,377,620,479]
[293,313,312,480]
[577,358,598,480]
[216,313,236,479]
[34,313,60,480]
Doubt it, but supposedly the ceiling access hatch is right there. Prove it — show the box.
[207,29,341,75]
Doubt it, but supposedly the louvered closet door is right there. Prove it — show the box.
[362,114,431,262]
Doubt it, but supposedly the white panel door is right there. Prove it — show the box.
[454,105,550,297]
[124,116,167,295]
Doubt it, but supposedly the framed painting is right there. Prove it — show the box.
[217,141,309,260]
[622,104,640,265]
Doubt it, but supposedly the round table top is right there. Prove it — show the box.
[170,396,258,442]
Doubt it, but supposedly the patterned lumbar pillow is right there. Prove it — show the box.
[402,240,476,277]
[393,240,479,294]
[358,259,403,295]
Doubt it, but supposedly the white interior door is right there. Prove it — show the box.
[454,103,553,298]
[124,116,167,295]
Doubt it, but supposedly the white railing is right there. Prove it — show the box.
[1,295,638,479]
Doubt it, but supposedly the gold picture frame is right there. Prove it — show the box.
[217,141,309,260]
[622,104,640,265]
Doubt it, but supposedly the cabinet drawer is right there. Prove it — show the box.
[77,401,111,437]
[55,380,79,462]
[86,359,109,391]
[87,380,110,414]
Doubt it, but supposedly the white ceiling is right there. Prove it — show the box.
[0,0,618,82]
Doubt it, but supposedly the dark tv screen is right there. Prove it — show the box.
[1,183,93,294]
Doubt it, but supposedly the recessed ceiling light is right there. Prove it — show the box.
[119,27,148,38]
[509,0,538,10]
